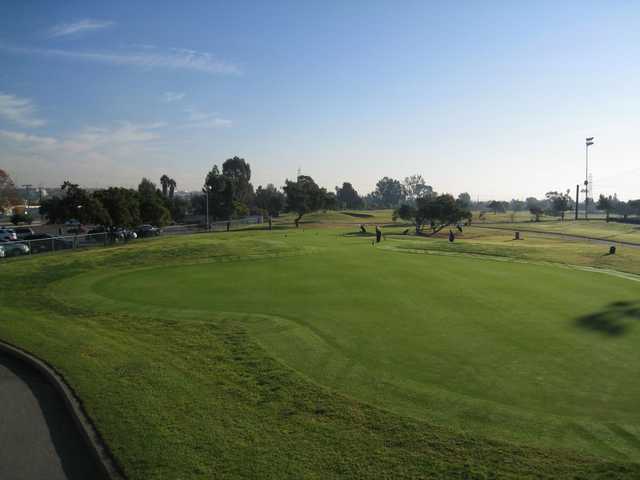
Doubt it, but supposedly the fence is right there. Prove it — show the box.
[0,216,263,260]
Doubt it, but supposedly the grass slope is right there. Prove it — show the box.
[1,228,640,479]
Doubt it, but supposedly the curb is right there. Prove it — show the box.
[0,340,126,480]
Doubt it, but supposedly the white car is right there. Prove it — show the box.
[0,228,17,241]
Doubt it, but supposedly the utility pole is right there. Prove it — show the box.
[575,184,580,220]
[584,137,594,219]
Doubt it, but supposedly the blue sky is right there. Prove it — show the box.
[1,1,639,199]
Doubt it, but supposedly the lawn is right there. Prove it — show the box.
[1,226,640,479]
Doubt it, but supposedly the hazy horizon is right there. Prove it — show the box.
[2,1,640,201]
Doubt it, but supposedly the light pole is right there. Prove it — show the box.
[202,185,211,231]
[584,137,594,219]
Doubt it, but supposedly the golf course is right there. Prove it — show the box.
[2,218,640,479]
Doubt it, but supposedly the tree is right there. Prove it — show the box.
[168,178,177,199]
[323,191,338,211]
[597,194,614,222]
[529,206,544,222]
[39,181,110,225]
[0,169,20,211]
[546,190,572,220]
[160,174,170,197]
[93,187,141,227]
[393,194,471,234]
[222,156,254,205]
[526,197,540,210]
[335,182,363,209]
[487,200,508,214]
[510,199,526,211]
[283,175,325,227]
[10,212,33,225]
[403,174,433,203]
[457,192,472,210]
[255,184,285,217]
[204,165,234,220]
[138,178,171,226]
[372,177,405,208]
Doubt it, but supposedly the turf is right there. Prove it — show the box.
[1,226,640,479]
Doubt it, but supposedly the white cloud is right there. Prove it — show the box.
[163,92,186,103]
[183,108,232,128]
[48,19,115,38]
[0,129,56,145]
[0,122,172,188]
[1,44,240,76]
[0,92,46,127]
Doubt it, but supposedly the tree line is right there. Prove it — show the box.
[23,155,640,228]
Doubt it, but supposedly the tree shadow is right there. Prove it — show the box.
[575,301,640,336]
[0,353,107,479]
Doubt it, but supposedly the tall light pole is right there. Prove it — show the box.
[584,137,594,219]
[202,185,211,231]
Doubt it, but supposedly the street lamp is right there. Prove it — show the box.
[584,137,594,219]
[202,185,211,231]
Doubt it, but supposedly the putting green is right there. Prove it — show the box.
[53,235,640,462]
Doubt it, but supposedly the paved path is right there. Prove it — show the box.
[0,352,106,480]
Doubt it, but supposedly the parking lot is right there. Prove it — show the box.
[0,217,263,259]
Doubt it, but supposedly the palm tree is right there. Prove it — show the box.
[168,178,177,199]
[160,174,170,197]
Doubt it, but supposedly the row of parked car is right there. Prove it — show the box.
[0,224,161,258]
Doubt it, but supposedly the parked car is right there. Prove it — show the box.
[0,239,30,257]
[13,226,35,239]
[136,224,160,237]
[22,234,73,253]
[67,227,86,234]
[0,228,17,241]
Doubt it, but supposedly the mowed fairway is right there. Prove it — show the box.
[3,226,640,478]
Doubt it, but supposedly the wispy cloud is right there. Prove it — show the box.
[48,19,115,38]
[183,108,232,128]
[1,44,240,76]
[0,129,56,145]
[0,122,172,187]
[163,91,186,103]
[0,92,46,127]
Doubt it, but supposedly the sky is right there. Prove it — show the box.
[1,1,639,200]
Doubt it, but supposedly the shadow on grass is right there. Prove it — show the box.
[340,212,374,218]
[576,301,640,336]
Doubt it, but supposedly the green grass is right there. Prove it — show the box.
[2,227,640,479]
[498,220,640,243]
[274,209,394,225]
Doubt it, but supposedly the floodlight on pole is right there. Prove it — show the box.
[584,137,594,219]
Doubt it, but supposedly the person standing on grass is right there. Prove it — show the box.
[375,225,382,243]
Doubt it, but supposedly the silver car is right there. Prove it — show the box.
[0,240,29,257]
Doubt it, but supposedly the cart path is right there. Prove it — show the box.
[0,352,106,480]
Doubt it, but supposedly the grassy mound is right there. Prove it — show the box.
[1,228,640,479]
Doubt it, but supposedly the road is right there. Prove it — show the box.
[0,352,106,480]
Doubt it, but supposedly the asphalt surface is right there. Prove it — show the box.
[0,352,106,480]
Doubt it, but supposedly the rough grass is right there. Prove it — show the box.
[1,228,640,479]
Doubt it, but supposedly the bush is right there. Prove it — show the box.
[10,213,33,225]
